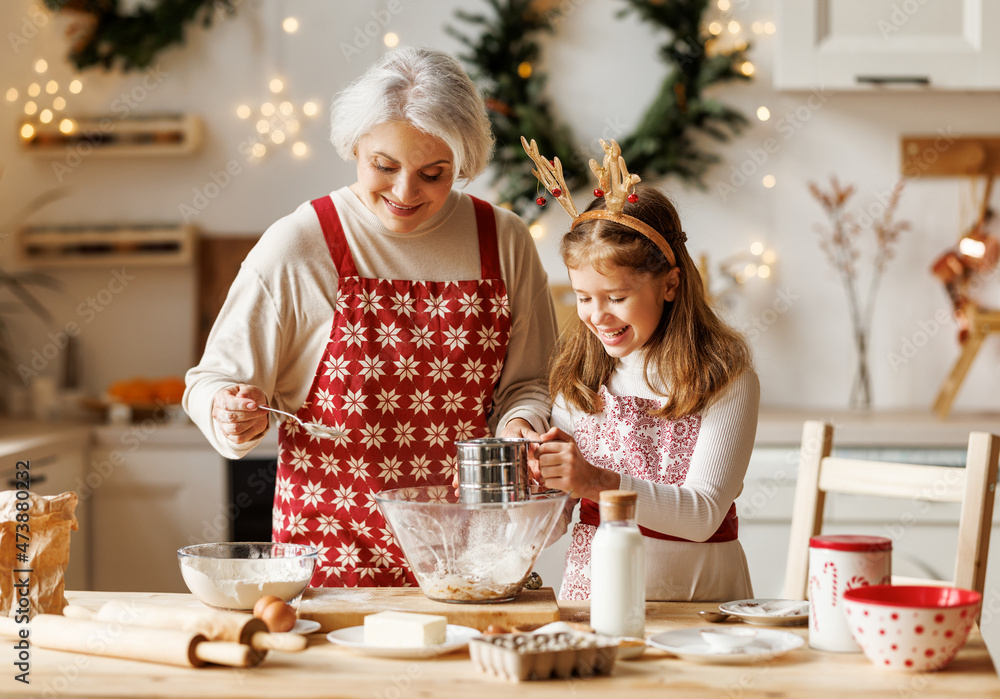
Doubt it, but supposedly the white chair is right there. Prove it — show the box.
[784,420,1000,603]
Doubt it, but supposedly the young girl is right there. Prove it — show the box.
[534,182,759,602]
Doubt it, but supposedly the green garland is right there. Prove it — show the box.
[451,0,751,219]
[447,0,588,219]
[43,0,236,72]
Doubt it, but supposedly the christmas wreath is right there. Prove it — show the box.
[43,0,236,72]
[449,0,752,219]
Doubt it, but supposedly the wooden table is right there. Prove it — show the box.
[1,591,997,698]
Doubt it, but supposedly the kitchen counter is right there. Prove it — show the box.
[0,590,995,698]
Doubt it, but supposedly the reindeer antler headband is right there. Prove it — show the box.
[520,136,677,267]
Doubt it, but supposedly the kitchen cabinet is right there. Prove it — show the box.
[89,424,225,593]
[0,422,92,591]
[775,0,1000,90]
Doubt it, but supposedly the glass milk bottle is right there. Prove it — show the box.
[590,489,645,638]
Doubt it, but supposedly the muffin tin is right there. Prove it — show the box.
[469,631,618,681]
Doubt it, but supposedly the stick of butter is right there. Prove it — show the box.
[363,611,448,647]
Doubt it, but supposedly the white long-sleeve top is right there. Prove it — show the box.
[184,187,558,460]
[550,351,760,601]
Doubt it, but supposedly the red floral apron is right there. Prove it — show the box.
[272,195,511,587]
[560,386,738,599]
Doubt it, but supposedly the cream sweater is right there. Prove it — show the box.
[550,352,760,601]
[185,187,559,460]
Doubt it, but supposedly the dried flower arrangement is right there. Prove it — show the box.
[808,176,909,410]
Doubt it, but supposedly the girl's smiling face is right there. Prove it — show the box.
[351,121,455,233]
[569,261,680,358]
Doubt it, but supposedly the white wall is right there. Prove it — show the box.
[2,0,999,411]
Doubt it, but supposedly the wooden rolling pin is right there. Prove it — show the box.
[0,615,266,668]
[64,602,307,652]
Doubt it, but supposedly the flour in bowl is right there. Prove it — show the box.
[180,557,312,610]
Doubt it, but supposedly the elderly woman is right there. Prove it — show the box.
[184,47,558,587]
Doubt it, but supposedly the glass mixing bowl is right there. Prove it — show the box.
[375,486,568,603]
[177,542,319,611]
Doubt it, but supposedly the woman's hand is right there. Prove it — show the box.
[212,384,269,446]
[534,426,619,501]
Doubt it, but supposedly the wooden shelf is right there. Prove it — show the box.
[16,223,195,268]
[20,113,202,157]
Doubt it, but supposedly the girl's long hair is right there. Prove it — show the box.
[549,184,753,420]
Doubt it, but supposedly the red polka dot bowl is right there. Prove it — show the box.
[843,585,981,672]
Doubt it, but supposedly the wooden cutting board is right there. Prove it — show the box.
[299,587,561,632]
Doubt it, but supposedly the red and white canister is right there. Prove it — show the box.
[808,534,892,652]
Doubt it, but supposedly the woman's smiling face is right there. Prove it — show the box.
[569,261,679,358]
[352,121,455,233]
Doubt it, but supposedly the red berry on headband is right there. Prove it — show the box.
[552,188,562,197]
[594,188,604,198]
[627,193,639,203]
[536,196,547,206]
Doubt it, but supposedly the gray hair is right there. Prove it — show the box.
[330,46,494,183]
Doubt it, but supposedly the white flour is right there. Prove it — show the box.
[180,557,312,610]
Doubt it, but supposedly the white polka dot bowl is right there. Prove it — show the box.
[842,585,982,672]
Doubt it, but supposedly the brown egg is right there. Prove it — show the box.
[260,600,297,632]
[253,595,284,619]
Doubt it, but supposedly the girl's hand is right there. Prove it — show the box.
[533,427,620,500]
[212,384,269,446]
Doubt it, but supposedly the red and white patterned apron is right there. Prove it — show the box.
[560,386,738,600]
[272,195,511,587]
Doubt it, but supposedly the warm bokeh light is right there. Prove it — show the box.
[756,106,770,121]
[28,83,40,97]
[256,119,270,134]
[741,61,755,76]
[752,22,764,34]
[292,141,309,157]
[23,100,37,115]
[45,80,58,94]
[744,263,758,278]
[728,21,741,33]
[764,21,776,34]
[517,62,532,79]
[261,102,276,117]
[758,265,771,279]
[384,32,399,48]
[529,224,544,240]
[271,130,286,145]
[59,118,75,134]
[279,101,294,116]
[251,143,267,158]
[750,241,764,256]
[52,96,66,110]
[717,0,731,10]
[762,250,777,264]
[236,104,252,119]
[39,108,53,124]
[69,79,83,94]
[34,59,48,73]
[282,17,299,33]
[959,237,987,258]
[6,88,17,102]
[269,78,284,94]
[762,175,776,188]
[20,123,34,139]
[302,101,319,117]
[708,21,722,35]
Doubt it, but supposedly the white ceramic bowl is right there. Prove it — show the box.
[843,585,981,672]
[177,542,318,611]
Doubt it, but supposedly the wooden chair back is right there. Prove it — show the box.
[784,421,1000,602]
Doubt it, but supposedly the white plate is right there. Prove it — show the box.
[326,625,480,658]
[292,619,321,635]
[718,599,810,626]
[647,627,804,664]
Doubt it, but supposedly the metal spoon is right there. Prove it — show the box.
[698,610,732,623]
[259,405,346,439]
